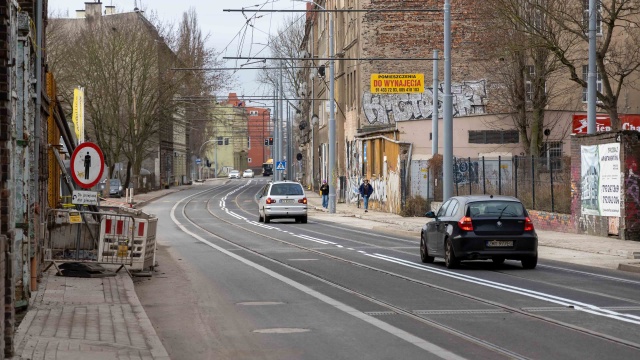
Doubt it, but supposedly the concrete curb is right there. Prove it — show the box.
[617,263,640,274]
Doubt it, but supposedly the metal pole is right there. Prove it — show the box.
[328,8,336,213]
[531,155,536,209]
[442,0,453,201]
[455,158,459,196]
[498,156,502,195]
[550,159,555,212]
[515,156,518,198]
[273,88,277,181]
[587,0,597,134]
[279,65,285,181]
[468,157,472,195]
[432,49,439,155]
[482,156,486,194]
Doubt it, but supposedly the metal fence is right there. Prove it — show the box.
[429,155,571,214]
[44,209,135,274]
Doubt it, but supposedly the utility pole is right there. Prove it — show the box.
[327,4,336,213]
[432,49,439,155]
[443,0,453,201]
[587,0,597,134]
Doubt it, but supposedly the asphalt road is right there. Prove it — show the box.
[135,180,640,360]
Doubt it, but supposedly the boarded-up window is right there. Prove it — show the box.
[468,130,519,144]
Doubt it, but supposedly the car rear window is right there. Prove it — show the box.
[270,183,304,196]
[468,201,525,217]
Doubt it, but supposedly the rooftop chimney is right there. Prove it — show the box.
[76,10,86,18]
[105,5,115,15]
[85,1,102,19]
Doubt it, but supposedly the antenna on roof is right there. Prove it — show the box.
[133,0,139,12]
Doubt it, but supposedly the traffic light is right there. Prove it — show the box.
[268,137,274,145]
[264,138,269,146]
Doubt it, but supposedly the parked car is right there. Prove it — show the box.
[258,181,307,223]
[243,169,255,178]
[228,170,241,179]
[103,179,123,198]
[420,195,538,269]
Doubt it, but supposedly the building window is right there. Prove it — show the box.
[542,141,563,170]
[248,157,252,163]
[224,138,230,145]
[217,136,223,145]
[582,0,602,35]
[468,130,519,144]
[525,65,535,101]
[250,110,258,116]
[582,65,602,102]
[247,136,251,149]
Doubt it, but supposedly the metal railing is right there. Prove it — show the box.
[429,155,571,213]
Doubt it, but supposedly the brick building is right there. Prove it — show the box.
[300,0,640,215]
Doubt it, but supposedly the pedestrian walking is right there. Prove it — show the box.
[359,179,373,212]
[320,180,329,208]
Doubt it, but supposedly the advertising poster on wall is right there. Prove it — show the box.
[580,144,621,217]
[598,143,621,216]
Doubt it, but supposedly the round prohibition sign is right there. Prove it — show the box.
[70,142,105,189]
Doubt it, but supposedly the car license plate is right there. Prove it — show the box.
[281,199,294,203]
[486,240,513,247]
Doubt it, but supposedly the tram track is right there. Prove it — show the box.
[174,182,640,356]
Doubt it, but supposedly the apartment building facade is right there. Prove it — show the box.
[299,0,640,214]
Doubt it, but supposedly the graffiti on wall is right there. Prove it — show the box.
[625,161,640,235]
[362,80,487,125]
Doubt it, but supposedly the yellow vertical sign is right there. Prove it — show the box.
[72,87,85,143]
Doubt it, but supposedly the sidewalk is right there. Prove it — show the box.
[10,181,228,360]
[305,191,640,273]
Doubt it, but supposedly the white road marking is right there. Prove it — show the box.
[171,191,465,359]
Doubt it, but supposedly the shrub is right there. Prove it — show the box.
[401,195,429,217]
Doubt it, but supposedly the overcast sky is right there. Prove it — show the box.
[48,0,305,104]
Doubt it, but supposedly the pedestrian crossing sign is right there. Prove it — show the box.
[276,161,286,171]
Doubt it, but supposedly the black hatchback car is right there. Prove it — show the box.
[420,195,538,269]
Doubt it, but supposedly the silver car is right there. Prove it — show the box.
[258,181,308,223]
[228,170,241,179]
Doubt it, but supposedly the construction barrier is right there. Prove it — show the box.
[44,207,158,275]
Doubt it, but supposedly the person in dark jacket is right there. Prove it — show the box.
[320,180,329,208]
[359,179,374,212]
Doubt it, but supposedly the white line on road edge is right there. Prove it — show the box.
[218,184,640,326]
[370,254,640,326]
[170,190,466,360]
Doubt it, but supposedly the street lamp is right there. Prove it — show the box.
[296,0,335,213]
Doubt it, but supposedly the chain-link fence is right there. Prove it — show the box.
[429,155,571,214]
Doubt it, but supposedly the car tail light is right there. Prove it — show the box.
[298,197,307,204]
[266,197,275,204]
[524,217,534,231]
[458,216,473,231]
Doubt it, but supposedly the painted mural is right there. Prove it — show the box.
[362,80,487,125]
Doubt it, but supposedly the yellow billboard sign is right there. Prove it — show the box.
[370,74,424,94]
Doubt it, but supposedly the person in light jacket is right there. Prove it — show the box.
[359,179,374,212]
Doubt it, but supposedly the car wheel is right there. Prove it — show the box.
[420,235,434,263]
[444,238,459,269]
[301,216,307,224]
[521,255,538,269]
[258,213,263,222]
[264,214,270,223]
[492,257,506,265]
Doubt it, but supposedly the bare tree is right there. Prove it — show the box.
[258,15,306,105]
[482,1,572,155]
[491,0,640,130]
[48,14,186,187]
